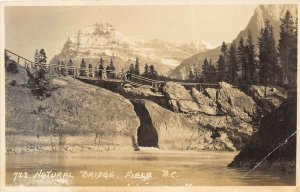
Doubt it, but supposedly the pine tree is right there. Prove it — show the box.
[129,63,135,74]
[227,42,238,85]
[5,52,18,73]
[245,30,258,84]
[80,58,86,76]
[202,58,210,83]
[289,17,297,88]
[109,59,115,71]
[39,49,47,63]
[221,41,228,59]
[278,10,297,88]
[216,42,228,82]
[217,55,226,82]
[258,19,278,86]
[237,37,249,85]
[34,49,40,63]
[109,59,116,78]
[209,64,217,83]
[149,65,158,79]
[134,57,140,75]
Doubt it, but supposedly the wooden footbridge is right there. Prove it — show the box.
[5,49,219,92]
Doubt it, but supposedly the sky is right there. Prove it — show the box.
[5,5,257,61]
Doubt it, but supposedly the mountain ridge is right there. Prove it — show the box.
[50,22,207,75]
[169,4,298,80]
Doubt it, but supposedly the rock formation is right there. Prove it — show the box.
[6,65,140,150]
[228,97,296,174]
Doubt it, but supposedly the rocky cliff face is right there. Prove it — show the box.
[131,99,237,151]
[6,65,140,150]
[228,97,296,174]
[118,81,283,150]
[50,22,207,76]
[169,4,298,79]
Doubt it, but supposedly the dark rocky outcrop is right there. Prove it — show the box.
[248,85,287,116]
[228,97,297,174]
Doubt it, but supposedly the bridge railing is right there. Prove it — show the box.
[5,49,220,90]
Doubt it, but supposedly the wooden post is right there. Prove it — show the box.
[17,56,20,64]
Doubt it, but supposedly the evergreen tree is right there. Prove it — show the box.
[80,58,86,76]
[209,64,217,83]
[227,42,238,85]
[109,59,115,78]
[129,63,135,74]
[245,30,258,84]
[237,37,249,85]
[258,19,278,86]
[217,55,226,82]
[149,65,158,79]
[278,10,297,88]
[289,17,297,88]
[5,52,18,74]
[5,51,9,69]
[220,41,228,82]
[221,42,228,61]
[202,58,210,83]
[134,57,140,75]
[34,49,39,63]
[39,49,47,63]
[109,59,116,71]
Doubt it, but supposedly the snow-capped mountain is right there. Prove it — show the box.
[169,4,298,80]
[50,22,207,75]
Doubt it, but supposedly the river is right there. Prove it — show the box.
[6,149,295,186]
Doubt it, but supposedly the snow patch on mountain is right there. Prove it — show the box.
[50,22,207,75]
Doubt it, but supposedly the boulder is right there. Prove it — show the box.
[162,81,193,100]
[161,82,200,114]
[248,85,287,115]
[215,82,257,123]
[191,88,218,115]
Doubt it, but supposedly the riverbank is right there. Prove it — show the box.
[5,135,134,155]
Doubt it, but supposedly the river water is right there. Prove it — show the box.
[6,149,295,186]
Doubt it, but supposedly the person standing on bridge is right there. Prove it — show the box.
[121,71,128,86]
[98,64,104,80]
[126,70,132,80]
[106,65,111,79]
[98,57,104,80]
